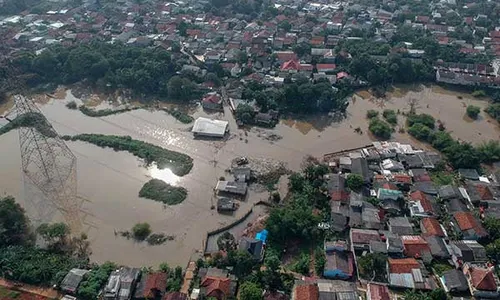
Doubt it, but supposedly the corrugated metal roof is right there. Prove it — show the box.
[389,273,415,288]
[412,268,424,283]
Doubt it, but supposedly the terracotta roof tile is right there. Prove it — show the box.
[388,258,420,274]
[401,236,430,258]
[368,283,390,300]
[144,272,168,298]
[201,276,231,299]
[331,191,350,202]
[454,212,488,237]
[421,218,445,237]
[411,191,433,213]
[294,284,319,300]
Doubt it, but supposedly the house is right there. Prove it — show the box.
[292,281,318,300]
[385,233,404,257]
[453,212,488,240]
[316,64,336,73]
[255,112,276,126]
[450,240,487,267]
[351,157,371,183]
[387,258,433,290]
[217,197,237,212]
[350,228,381,252]
[323,242,354,280]
[401,235,431,258]
[198,268,237,300]
[239,237,264,261]
[264,291,288,300]
[420,218,446,237]
[316,280,358,300]
[439,185,462,200]
[327,174,349,203]
[388,217,413,235]
[61,269,89,294]
[459,169,480,181]
[133,272,167,300]
[104,267,141,300]
[409,191,436,217]
[377,188,403,202]
[232,167,251,182]
[163,292,188,300]
[192,118,229,138]
[409,169,431,182]
[202,93,223,111]
[440,269,469,293]
[413,181,438,195]
[215,181,248,196]
[366,283,390,300]
[463,263,500,298]
[424,236,450,259]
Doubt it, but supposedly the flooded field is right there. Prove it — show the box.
[0,84,498,267]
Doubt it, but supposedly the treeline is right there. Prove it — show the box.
[406,113,500,169]
[242,77,350,115]
[12,42,202,100]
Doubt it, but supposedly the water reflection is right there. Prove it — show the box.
[147,164,180,186]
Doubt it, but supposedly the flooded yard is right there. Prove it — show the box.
[0,84,498,267]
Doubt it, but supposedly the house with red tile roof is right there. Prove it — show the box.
[463,263,500,298]
[280,60,313,74]
[292,282,319,300]
[163,292,188,300]
[420,218,446,237]
[134,272,167,299]
[202,92,223,111]
[453,211,488,240]
[366,283,390,300]
[198,268,237,300]
[388,258,434,290]
[401,235,431,258]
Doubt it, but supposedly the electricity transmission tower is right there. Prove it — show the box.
[13,95,85,233]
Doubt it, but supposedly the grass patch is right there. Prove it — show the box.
[139,179,188,205]
[62,134,193,176]
[163,108,194,124]
[0,287,21,299]
[79,105,140,117]
[431,171,455,185]
[0,112,56,137]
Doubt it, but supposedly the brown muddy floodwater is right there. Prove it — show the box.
[0,85,498,268]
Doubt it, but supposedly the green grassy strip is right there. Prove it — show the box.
[62,134,193,176]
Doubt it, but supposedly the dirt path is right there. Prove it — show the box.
[0,278,61,299]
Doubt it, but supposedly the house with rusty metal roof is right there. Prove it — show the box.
[463,263,500,299]
[387,258,435,290]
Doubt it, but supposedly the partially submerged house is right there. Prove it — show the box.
[215,180,248,196]
[192,117,229,138]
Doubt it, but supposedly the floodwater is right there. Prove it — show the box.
[0,85,498,267]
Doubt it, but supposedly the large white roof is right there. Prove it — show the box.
[192,117,228,136]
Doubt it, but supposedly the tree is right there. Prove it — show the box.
[408,123,433,142]
[366,109,379,119]
[278,20,291,32]
[368,118,392,140]
[357,253,387,281]
[486,239,500,262]
[431,131,455,151]
[346,174,364,191]
[228,250,255,278]
[382,109,397,125]
[167,76,196,100]
[235,104,256,124]
[477,141,500,164]
[485,103,500,122]
[466,105,480,119]
[131,223,152,241]
[217,232,236,251]
[407,113,435,129]
[0,196,32,247]
[443,142,480,170]
[239,282,263,300]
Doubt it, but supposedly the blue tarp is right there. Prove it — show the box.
[256,229,268,244]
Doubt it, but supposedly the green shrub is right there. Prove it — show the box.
[139,179,188,205]
[66,101,78,110]
[382,109,397,125]
[407,113,435,129]
[346,174,364,191]
[408,123,433,142]
[79,106,139,117]
[366,110,379,119]
[369,118,392,140]
[485,103,500,121]
[132,223,152,241]
[471,90,486,97]
[466,105,480,119]
[163,109,194,124]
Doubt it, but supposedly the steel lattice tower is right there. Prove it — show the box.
[13,95,85,233]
